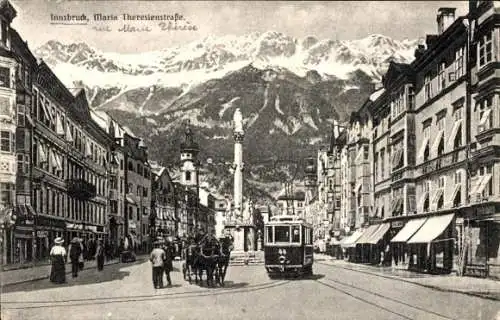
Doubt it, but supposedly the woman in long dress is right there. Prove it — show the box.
[50,237,67,284]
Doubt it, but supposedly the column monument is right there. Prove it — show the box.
[225,109,255,253]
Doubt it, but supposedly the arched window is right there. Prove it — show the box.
[454,127,462,149]
[437,138,445,157]
[437,194,444,210]
[424,145,430,162]
[423,197,429,212]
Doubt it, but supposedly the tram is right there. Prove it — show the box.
[264,215,314,278]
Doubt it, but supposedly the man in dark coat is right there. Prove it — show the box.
[69,238,82,278]
[163,240,174,286]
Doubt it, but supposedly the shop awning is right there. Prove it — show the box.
[340,230,364,248]
[356,224,382,245]
[366,223,390,245]
[407,214,454,244]
[390,218,427,243]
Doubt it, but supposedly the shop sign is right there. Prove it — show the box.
[477,205,495,216]
[36,216,66,229]
[391,221,404,229]
[37,230,48,237]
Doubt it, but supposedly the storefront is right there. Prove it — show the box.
[390,217,427,269]
[364,223,391,265]
[407,213,455,274]
[354,224,380,263]
[35,214,66,260]
[340,229,363,262]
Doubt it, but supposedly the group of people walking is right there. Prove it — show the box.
[49,237,106,284]
[150,238,175,289]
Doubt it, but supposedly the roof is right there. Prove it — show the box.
[277,190,305,201]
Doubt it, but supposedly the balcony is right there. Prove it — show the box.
[416,148,467,177]
[67,179,97,200]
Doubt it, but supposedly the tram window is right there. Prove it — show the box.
[266,226,273,243]
[291,226,300,243]
[275,226,290,242]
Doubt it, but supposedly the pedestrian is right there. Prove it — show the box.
[49,237,67,284]
[68,237,82,278]
[150,239,166,289]
[78,239,85,270]
[163,240,174,286]
[96,239,105,271]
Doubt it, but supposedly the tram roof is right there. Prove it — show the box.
[266,215,313,227]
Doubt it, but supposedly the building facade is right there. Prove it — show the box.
[0,1,38,264]
[332,3,500,279]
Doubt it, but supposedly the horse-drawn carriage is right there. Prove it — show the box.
[182,234,233,287]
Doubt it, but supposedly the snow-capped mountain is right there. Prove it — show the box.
[35,32,419,92]
[34,32,420,203]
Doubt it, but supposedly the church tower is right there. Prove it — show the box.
[179,123,199,187]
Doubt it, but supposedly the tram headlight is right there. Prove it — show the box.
[279,255,286,264]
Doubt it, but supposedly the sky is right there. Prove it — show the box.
[10,1,469,54]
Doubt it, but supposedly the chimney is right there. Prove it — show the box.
[437,7,456,34]
[414,44,426,59]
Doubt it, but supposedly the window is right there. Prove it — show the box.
[291,226,300,243]
[374,152,379,181]
[136,208,140,221]
[454,107,463,121]
[454,171,462,184]
[0,67,10,88]
[437,114,445,131]
[143,187,148,197]
[185,171,191,182]
[0,19,7,45]
[423,180,430,192]
[424,72,433,100]
[407,86,415,110]
[0,131,13,152]
[478,96,493,132]
[380,148,385,178]
[478,31,493,67]
[455,47,464,78]
[438,176,445,189]
[437,62,446,92]
[363,145,369,160]
[423,122,431,139]
[0,183,12,205]
[128,206,133,220]
[127,183,132,194]
[274,226,290,242]
[17,104,25,126]
[392,89,405,118]
[17,154,29,174]
[136,186,141,197]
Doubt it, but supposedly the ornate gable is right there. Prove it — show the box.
[382,61,414,89]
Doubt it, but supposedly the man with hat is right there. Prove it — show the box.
[68,237,82,278]
[150,238,166,289]
[162,239,174,286]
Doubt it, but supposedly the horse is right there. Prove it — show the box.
[197,235,220,287]
[183,241,201,284]
[216,236,233,286]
